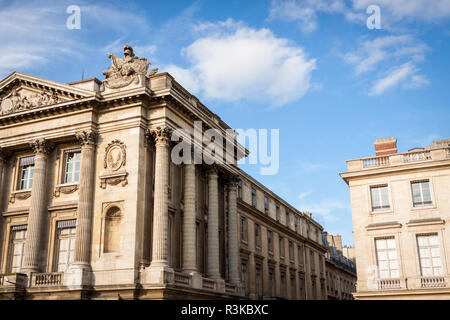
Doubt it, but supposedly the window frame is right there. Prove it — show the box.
[16,156,35,191]
[370,184,391,212]
[61,149,82,185]
[374,237,400,279]
[416,233,443,277]
[240,216,248,244]
[410,180,433,208]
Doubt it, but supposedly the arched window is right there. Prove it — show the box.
[104,206,121,253]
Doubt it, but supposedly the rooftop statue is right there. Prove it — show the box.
[101,44,158,90]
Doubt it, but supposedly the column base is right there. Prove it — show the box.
[141,264,174,285]
[64,263,92,288]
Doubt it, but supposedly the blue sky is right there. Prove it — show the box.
[1,0,450,245]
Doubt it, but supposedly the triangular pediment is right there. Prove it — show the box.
[0,72,96,116]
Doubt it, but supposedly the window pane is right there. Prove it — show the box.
[421,182,431,203]
[371,188,380,208]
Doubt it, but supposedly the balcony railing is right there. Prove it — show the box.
[202,278,216,290]
[225,283,237,294]
[32,272,63,287]
[347,147,450,172]
[174,272,191,286]
[362,156,390,168]
[377,279,401,290]
[421,276,446,288]
[403,151,431,163]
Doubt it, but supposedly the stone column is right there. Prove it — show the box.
[0,149,10,263]
[227,176,240,285]
[207,165,221,279]
[182,162,197,273]
[145,126,174,284]
[72,130,97,267]
[22,139,54,273]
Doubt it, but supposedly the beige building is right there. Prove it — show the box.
[323,232,357,300]
[341,137,450,299]
[0,46,327,300]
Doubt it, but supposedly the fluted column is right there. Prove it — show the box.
[207,165,221,279]
[183,162,197,273]
[22,139,54,273]
[0,148,9,208]
[227,175,240,285]
[73,130,97,267]
[150,126,172,267]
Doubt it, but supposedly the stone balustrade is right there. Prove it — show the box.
[32,272,64,287]
[420,276,446,288]
[174,272,191,286]
[377,278,401,290]
[347,147,450,172]
[202,278,216,290]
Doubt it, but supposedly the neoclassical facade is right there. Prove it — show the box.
[341,137,450,299]
[0,46,326,300]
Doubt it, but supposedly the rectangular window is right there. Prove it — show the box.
[411,181,432,207]
[310,249,315,272]
[280,271,286,298]
[375,237,399,279]
[8,225,27,273]
[294,216,299,232]
[319,255,324,274]
[240,216,248,243]
[251,187,257,207]
[18,156,35,190]
[370,185,390,211]
[264,196,269,215]
[241,259,249,296]
[268,267,275,297]
[298,245,304,265]
[279,236,285,259]
[254,223,261,248]
[285,210,290,228]
[417,234,443,276]
[276,204,280,222]
[63,149,81,184]
[237,180,243,199]
[289,241,294,262]
[255,263,263,299]
[299,276,305,299]
[54,220,77,272]
[267,230,273,253]
[290,274,296,299]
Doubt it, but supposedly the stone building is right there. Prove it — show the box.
[323,232,356,300]
[341,137,450,299]
[0,46,326,300]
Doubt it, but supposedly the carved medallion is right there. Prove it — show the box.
[104,140,126,172]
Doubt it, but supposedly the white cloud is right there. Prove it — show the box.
[268,0,365,33]
[0,0,152,78]
[344,35,428,75]
[352,0,450,22]
[369,62,428,95]
[298,160,325,172]
[167,19,317,106]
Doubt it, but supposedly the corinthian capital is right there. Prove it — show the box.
[76,130,98,146]
[226,174,240,187]
[29,138,54,156]
[149,126,172,145]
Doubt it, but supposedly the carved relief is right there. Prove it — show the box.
[104,140,126,171]
[101,45,158,91]
[0,89,61,116]
[76,130,98,146]
[9,191,31,203]
[29,138,55,155]
[99,140,128,189]
[54,184,79,197]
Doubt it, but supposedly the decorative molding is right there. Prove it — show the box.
[101,45,158,91]
[99,171,128,189]
[104,140,126,171]
[54,184,79,197]
[76,130,98,146]
[29,138,55,156]
[149,126,172,145]
[9,190,31,203]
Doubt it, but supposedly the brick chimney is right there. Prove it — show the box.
[374,136,397,156]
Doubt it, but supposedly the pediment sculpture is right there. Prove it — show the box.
[0,89,60,115]
[101,44,158,90]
